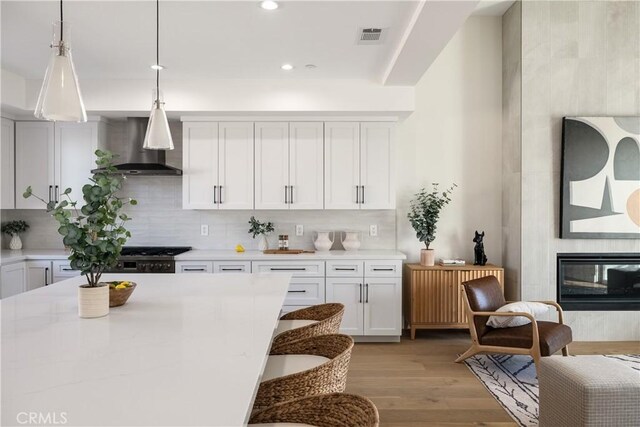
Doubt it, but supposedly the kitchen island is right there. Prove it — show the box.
[1,273,291,427]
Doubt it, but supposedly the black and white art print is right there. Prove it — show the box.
[561,117,640,239]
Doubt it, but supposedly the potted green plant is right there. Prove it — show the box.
[1,220,29,250]
[248,216,274,251]
[407,183,456,266]
[23,149,137,318]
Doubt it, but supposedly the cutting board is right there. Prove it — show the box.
[263,249,315,254]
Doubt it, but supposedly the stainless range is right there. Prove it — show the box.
[107,246,192,274]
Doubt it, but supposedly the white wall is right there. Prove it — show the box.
[396,16,503,263]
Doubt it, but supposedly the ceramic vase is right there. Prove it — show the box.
[258,235,269,251]
[420,249,435,266]
[313,231,334,252]
[78,284,109,318]
[341,231,361,251]
[9,234,22,250]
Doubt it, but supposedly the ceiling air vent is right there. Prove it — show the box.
[357,27,386,45]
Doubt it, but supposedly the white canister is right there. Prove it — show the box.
[313,231,334,252]
[341,231,361,251]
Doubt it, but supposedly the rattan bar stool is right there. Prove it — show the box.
[254,334,354,410]
[273,304,345,349]
[249,393,380,427]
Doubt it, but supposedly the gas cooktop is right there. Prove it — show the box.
[120,246,192,257]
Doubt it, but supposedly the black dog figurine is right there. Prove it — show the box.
[473,231,488,266]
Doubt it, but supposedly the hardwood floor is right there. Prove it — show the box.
[345,330,640,427]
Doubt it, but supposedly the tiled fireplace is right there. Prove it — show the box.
[557,254,640,311]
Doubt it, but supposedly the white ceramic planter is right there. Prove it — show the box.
[257,235,269,251]
[9,234,22,250]
[420,249,435,266]
[78,284,109,318]
[313,231,334,252]
[341,231,361,251]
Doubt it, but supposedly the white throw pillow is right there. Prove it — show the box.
[486,302,550,328]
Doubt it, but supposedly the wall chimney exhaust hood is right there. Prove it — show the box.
[92,118,182,176]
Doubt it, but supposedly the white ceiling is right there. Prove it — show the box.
[1,1,420,81]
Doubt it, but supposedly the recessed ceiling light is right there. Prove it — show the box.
[281,64,294,71]
[150,64,165,70]
[305,64,317,69]
[260,1,279,10]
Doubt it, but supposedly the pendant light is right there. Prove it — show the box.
[143,0,174,150]
[34,0,87,122]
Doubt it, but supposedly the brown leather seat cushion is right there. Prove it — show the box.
[480,321,573,356]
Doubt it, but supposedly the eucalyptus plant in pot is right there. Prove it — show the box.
[248,216,274,251]
[23,150,137,318]
[407,183,456,266]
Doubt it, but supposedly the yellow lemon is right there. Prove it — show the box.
[119,281,130,287]
[235,244,245,253]
[115,284,127,290]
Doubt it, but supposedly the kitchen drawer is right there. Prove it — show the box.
[252,261,325,277]
[326,260,364,277]
[213,261,251,273]
[283,277,325,306]
[52,261,80,277]
[364,260,402,277]
[175,261,213,274]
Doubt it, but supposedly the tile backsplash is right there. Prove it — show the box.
[1,176,396,251]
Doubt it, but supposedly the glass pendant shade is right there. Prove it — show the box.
[143,90,174,150]
[34,21,87,122]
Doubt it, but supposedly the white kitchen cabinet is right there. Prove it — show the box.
[25,260,52,291]
[175,261,213,273]
[52,260,81,283]
[284,277,325,306]
[213,261,251,273]
[15,120,105,209]
[255,122,323,210]
[182,122,254,210]
[1,117,15,209]
[15,122,55,209]
[363,277,402,336]
[324,122,395,210]
[0,262,26,298]
[324,122,360,209]
[360,122,395,209]
[325,277,364,335]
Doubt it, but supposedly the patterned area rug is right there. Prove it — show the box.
[464,354,640,427]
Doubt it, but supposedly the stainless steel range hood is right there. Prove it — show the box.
[92,118,182,176]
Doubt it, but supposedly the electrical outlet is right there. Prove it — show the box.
[200,225,209,236]
[296,224,304,236]
[369,225,378,237]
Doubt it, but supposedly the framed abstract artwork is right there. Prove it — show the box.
[561,117,640,239]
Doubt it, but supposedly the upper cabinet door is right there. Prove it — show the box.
[55,122,100,205]
[15,122,55,209]
[360,122,395,209]
[255,122,289,210]
[290,122,324,210]
[182,122,219,209]
[1,118,15,209]
[324,122,360,210]
[218,122,254,210]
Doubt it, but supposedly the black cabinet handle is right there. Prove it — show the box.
[213,185,218,204]
[284,185,288,204]
[359,283,362,303]
[184,268,206,272]
[361,185,365,204]
[373,268,394,271]
[62,268,74,271]
[55,185,59,203]
[365,283,369,303]
[355,186,360,204]
[44,267,49,286]
[48,185,53,203]
[290,185,294,204]
[221,268,243,271]
[219,186,224,204]
[288,290,307,293]
[270,267,306,271]
[335,267,356,271]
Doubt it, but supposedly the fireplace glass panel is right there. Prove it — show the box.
[557,254,640,311]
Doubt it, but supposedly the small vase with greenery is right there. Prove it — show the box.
[1,220,29,250]
[407,183,456,266]
[23,149,137,318]
[248,216,274,251]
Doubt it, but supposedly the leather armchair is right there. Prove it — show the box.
[455,276,572,368]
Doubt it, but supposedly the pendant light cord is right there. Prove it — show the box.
[155,0,160,103]
[59,0,64,44]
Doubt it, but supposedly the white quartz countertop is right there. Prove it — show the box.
[175,249,407,261]
[0,249,70,265]
[1,273,292,427]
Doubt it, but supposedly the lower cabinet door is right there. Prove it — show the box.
[325,277,364,335]
[26,261,52,291]
[1,262,26,298]
[283,277,325,306]
[364,277,402,336]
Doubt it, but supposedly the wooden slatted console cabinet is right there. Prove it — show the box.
[403,263,504,339]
